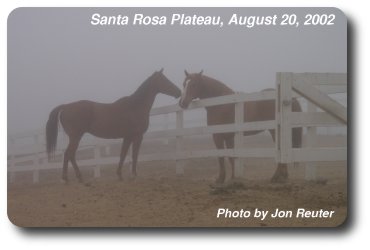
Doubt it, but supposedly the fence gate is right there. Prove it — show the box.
[276,72,347,180]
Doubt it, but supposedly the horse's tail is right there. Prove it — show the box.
[46,105,64,160]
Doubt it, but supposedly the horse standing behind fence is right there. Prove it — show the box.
[46,69,181,183]
[179,70,302,183]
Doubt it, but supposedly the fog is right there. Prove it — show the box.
[8,8,346,134]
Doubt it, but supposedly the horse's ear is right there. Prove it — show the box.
[159,68,164,73]
[184,70,189,77]
[199,70,203,76]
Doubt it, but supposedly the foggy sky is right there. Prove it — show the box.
[8,8,346,134]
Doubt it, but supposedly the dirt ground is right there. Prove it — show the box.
[8,134,347,227]
[8,156,347,227]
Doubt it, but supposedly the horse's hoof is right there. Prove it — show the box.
[215,177,225,184]
[270,175,288,183]
[210,182,225,189]
[116,169,123,179]
[229,177,244,184]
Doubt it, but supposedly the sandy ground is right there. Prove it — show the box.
[8,159,347,227]
[7,135,347,227]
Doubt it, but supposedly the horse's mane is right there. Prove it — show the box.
[113,75,153,104]
[130,75,153,99]
[200,75,234,98]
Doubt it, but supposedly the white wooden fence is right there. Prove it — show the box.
[7,72,347,183]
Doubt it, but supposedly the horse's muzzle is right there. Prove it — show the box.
[179,98,189,109]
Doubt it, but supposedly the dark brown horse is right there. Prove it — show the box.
[179,70,302,183]
[46,69,181,183]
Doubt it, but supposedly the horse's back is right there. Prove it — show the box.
[58,97,149,139]
[245,88,301,122]
[206,88,301,125]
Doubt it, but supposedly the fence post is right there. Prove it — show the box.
[277,73,293,165]
[32,134,40,183]
[94,145,101,178]
[175,110,184,175]
[275,76,280,164]
[234,101,244,178]
[305,102,318,181]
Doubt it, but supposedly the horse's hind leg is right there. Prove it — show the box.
[117,137,132,181]
[268,129,288,183]
[213,135,226,183]
[62,151,69,183]
[68,136,83,182]
[225,136,235,179]
[62,135,81,183]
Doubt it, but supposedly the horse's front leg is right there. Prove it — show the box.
[117,138,131,181]
[131,134,143,177]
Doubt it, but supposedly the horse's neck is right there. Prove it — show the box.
[129,80,157,113]
[199,77,234,99]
